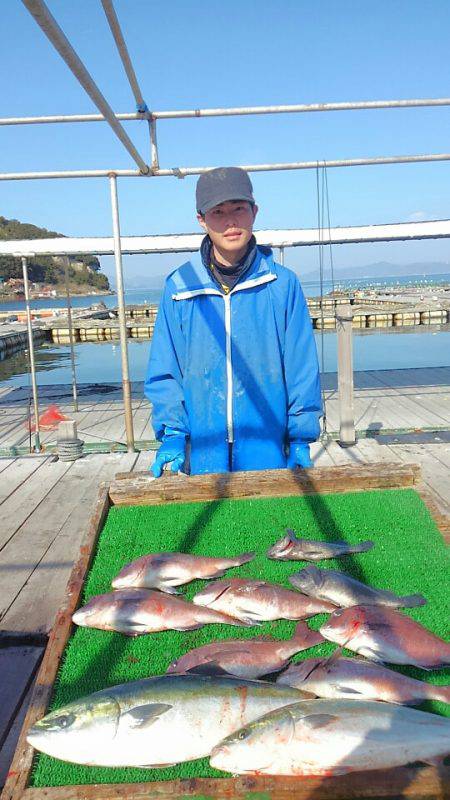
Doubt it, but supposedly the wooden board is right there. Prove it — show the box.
[2,463,449,800]
[110,463,421,506]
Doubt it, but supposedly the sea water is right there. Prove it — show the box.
[1,276,449,388]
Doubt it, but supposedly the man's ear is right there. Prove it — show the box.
[252,204,259,221]
[197,213,207,232]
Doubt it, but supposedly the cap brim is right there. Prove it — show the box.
[199,193,254,215]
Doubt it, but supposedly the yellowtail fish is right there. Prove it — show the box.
[27,675,307,767]
[210,699,450,775]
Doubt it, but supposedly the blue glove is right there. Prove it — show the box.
[151,431,186,478]
[287,442,312,469]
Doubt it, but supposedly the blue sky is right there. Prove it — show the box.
[2,0,450,285]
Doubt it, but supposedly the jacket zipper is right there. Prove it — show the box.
[173,273,277,448]
[223,293,233,443]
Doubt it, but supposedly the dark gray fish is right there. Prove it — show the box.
[267,529,374,561]
[289,565,426,608]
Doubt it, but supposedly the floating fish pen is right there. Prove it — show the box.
[0,328,47,357]
[45,301,450,344]
[4,462,450,800]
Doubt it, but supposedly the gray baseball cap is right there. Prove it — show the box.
[196,167,254,215]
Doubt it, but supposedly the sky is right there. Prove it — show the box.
[1,0,450,286]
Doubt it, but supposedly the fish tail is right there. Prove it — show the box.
[400,593,427,608]
[231,551,255,567]
[290,622,324,650]
[428,684,450,704]
[351,540,374,553]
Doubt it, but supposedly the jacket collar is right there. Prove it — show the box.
[170,244,276,296]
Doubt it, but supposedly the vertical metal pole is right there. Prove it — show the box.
[279,246,284,266]
[149,118,159,170]
[63,257,78,411]
[109,173,135,452]
[336,304,355,446]
[21,256,41,452]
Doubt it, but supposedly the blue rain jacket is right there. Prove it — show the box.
[144,246,322,475]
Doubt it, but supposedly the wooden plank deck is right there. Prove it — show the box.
[0,438,448,790]
[0,367,449,453]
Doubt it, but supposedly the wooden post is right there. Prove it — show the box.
[336,303,355,446]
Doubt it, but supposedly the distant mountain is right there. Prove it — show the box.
[302,261,450,280]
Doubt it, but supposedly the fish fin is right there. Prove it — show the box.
[185,661,234,677]
[400,593,427,608]
[121,703,172,729]
[233,551,256,566]
[120,623,149,636]
[238,616,263,627]
[351,541,374,553]
[159,585,182,595]
[358,647,386,663]
[299,713,338,730]
[235,606,266,622]
[194,582,233,604]
[173,623,204,631]
[139,762,177,769]
[335,684,364,696]
[319,646,345,673]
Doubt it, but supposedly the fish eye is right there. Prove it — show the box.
[238,729,249,740]
[333,609,343,618]
[55,713,75,729]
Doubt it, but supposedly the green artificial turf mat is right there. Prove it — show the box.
[31,487,450,787]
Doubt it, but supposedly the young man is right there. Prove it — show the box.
[145,166,322,477]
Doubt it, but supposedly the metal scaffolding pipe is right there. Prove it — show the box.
[20,256,41,453]
[2,97,450,126]
[101,0,148,112]
[151,97,450,119]
[150,119,159,169]
[63,257,78,412]
[21,0,150,173]
[0,112,149,126]
[109,174,135,452]
[2,150,450,182]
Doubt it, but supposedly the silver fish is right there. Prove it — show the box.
[166,622,324,679]
[192,578,336,624]
[210,699,450,775]
[112,551,255,593]
[267,529,374,561]
[72,588,251,635]
[277,654,450,705]
[289,565,426,608]
[320,605,450,669]
[27,674,306,767]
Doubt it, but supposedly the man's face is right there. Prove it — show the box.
[197,200,258,262]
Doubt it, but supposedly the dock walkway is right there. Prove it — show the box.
[0,435,449,787]
[1,366,449,455]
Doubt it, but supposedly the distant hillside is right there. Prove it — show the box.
[0,216,110,291]
[302,261,450,280]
